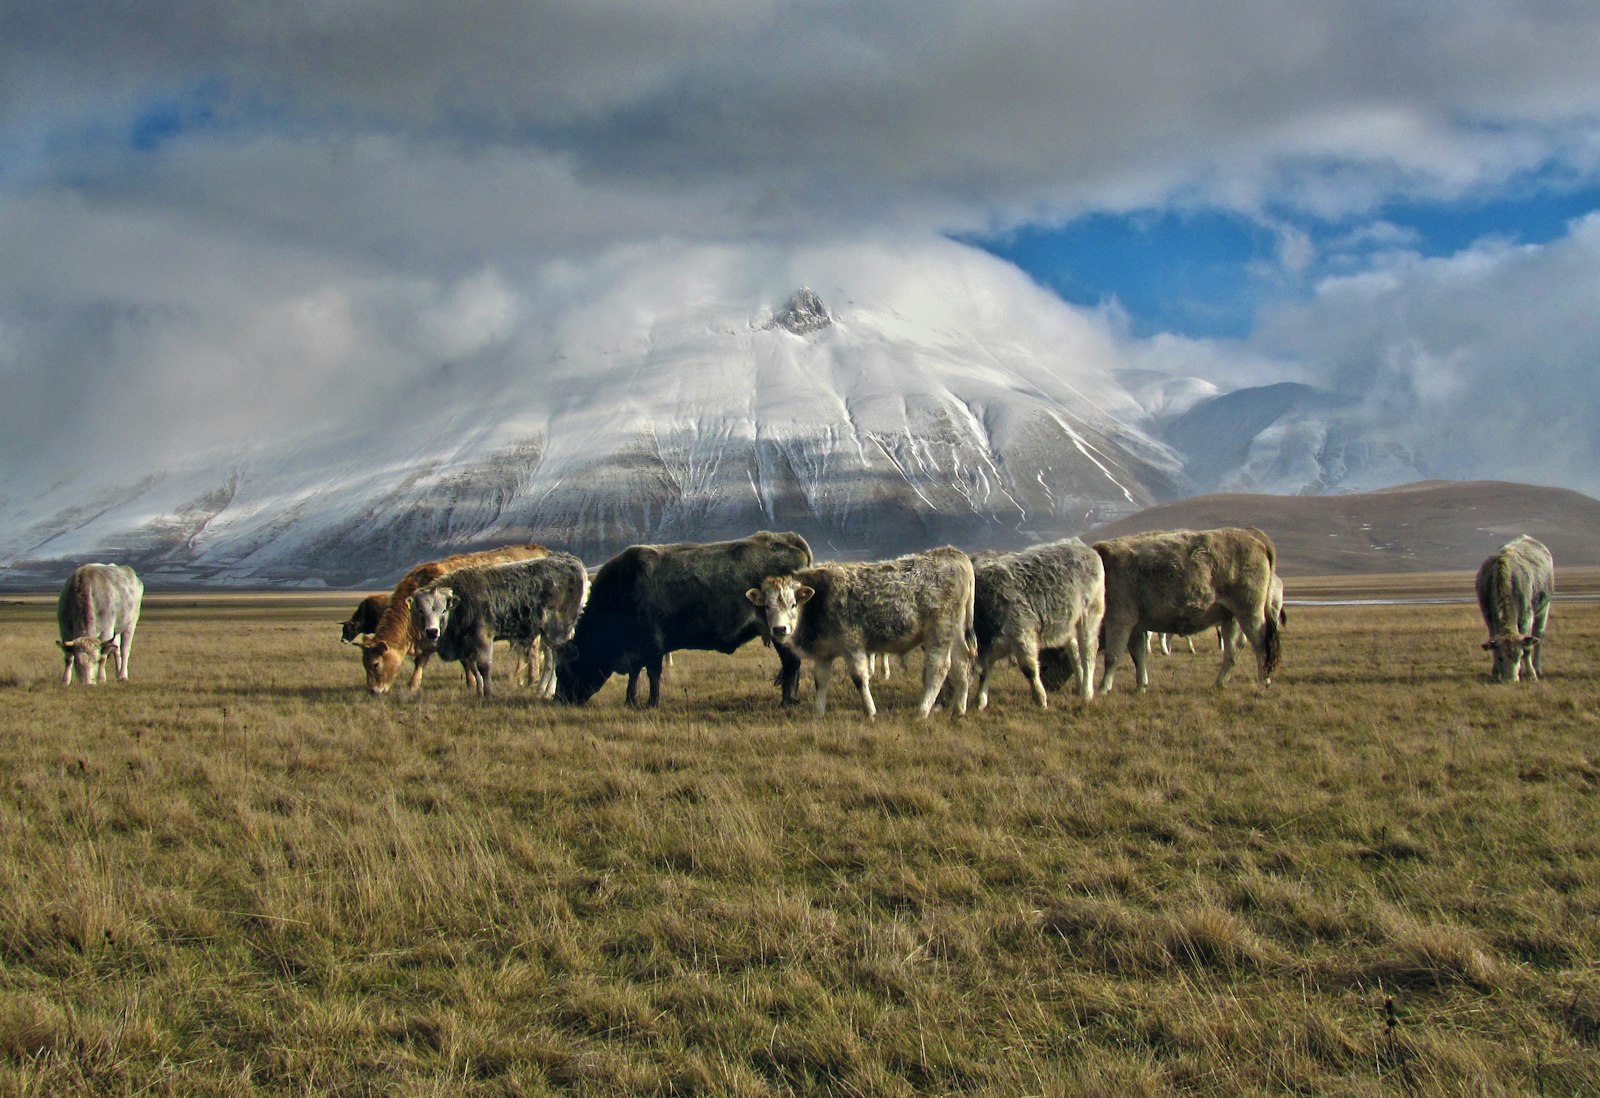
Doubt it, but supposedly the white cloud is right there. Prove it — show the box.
[4,1,1600,499]
[1245,215,1600,493]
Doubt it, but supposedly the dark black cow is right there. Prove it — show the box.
[555,531,812,707]
[340,592,392,643]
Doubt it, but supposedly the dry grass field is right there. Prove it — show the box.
[0,581,1598,1095]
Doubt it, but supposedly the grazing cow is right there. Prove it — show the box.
[970,538,1104,709]
[410,553,590,698]
[340,593,392,643]
[555,532,812,708]
[747,545,976,720]
[57,563,143,685]
[1475,534,1554,683]
[1094,527,1282,693]
[356,544,551,695]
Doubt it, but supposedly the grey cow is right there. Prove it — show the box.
[1476,534,1554,683]
[1093,527,1282,693]
[57,563,143,685]
[748,546,976,720]
[410,553,590,698]
[971,538,1104,709]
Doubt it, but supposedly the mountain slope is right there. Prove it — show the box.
[1086,480,1600,574]
[0,257,1187,587]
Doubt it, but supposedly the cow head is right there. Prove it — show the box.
[58,636,111,685]
[1482,632,1537,683]
[357,637,404,695]
[339,618,363,644]
[410,588,454,645]
[746,576,814,640]
[553,643,610,705]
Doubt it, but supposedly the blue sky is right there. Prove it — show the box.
[973,180,1600,339]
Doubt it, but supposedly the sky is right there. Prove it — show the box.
[4,1,1600,494]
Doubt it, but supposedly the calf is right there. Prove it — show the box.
[411,553,590,697]
[357,544,551,695]
[971,538,1104,709]
[340,593,392,643]
[747,546,976,719]
[57,563,143,685]
[1475,534,1554,683]
[1094,527,1282,693]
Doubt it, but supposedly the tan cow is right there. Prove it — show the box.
[356,544,551,695]
[1094,527,1282,693]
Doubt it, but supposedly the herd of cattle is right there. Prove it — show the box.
[52,528,1558,708]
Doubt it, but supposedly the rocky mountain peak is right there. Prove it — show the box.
[770,287,832,334]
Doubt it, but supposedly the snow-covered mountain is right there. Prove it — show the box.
[0,244,1192,587]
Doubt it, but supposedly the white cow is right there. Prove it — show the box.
[970,538,1104,708]
[748,546,976,719]
[57,563,143,685]
[1475,535,1554,683]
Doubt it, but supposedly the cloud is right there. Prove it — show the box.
[1245,213,1600,493]
[4,1,1600,500]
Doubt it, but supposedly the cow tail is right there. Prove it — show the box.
[1261,613,1282,678]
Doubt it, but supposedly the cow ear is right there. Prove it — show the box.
[795,585,815,604]
[57,640,71,652]
[745,587,766,606]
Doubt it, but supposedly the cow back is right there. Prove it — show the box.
[57,563,142,642]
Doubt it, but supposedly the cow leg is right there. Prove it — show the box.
[777,644,804,706]
[1015,637,1048,709]
[812,659,835,717]
[1215,619,1243,686]
[918,645,953,719]
[943,640,971,717]
[975,654,996,710]
[1099,618,1136,694]
[537,642,558,699]
[408,651,433,692]
[847,651,878,720]
[625,667,643,707]
[1532,602,1550,679]
[1129,630,1152,692]
[1074,619,1098,703]
[472,646,493,698]
[116,626,136,681]
[645,657,664,708]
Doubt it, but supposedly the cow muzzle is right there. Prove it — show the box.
[770,624,791,638]
[423,627,440,642]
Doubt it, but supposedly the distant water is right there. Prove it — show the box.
[1288,593,1600,607]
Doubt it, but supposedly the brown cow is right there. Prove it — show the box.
[355,544,551,695]
[1094,527,1282,693]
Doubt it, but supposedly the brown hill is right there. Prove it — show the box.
[1085,480,1600,576]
